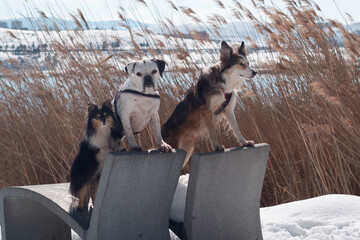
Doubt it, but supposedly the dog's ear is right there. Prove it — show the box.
[238,41,246,56]
[125,61,136,75]
[88,103,98,114]
[102,100,112,109]
[153,59,166,77]
[220,41,233,62]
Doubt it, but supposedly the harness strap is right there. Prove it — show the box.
[120,89,160,99]
[214,91,233,115]
[113,92,122,126]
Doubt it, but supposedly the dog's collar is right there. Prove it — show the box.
[120,89,160,99]
[214,88,233,115]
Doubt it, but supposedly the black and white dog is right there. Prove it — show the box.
[113,59,173,152]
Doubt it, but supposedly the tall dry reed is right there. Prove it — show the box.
[0,0,359,206]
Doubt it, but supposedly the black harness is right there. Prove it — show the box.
[119,89,161,99]
[113,91,122,126]
[214,91,233,115]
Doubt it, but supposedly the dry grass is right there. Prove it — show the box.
[0,0,359,206]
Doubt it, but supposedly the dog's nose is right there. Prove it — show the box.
[143,75,154,87]
[252,70,257,76]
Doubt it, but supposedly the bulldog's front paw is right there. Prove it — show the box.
[158,143,174,153]
[130,146,142,151]
[214,145,225,151]
[240,140,255,147]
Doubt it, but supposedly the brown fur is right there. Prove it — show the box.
[91,118,101,130]
[77,184,90,210]
[162,66,225,171]
[162,41,256,172]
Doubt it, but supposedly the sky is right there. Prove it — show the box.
[0,0,359,25]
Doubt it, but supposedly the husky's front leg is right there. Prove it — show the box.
[205,111,225,151]
[223,107,254,147]
[150,112,173,152]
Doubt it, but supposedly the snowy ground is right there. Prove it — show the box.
[168,175,360,240]
[1,180,359,239]
[261,194,360,239]
[72,193,360,240]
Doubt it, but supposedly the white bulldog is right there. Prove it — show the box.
[113,59,173,152]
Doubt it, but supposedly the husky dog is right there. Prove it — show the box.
[70,100,122,210]
[162,41,256,168]
[113,59,173,152]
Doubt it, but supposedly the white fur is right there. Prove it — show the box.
[88,125,111,149]
[114,59,170,150]
[87,125,112,173]
[221,56,254,92]
[122,59,160,94]
[211,53,256,148]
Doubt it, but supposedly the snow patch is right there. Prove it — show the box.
[260,194,360,239]
[169,174,360,240]
[170,174,188,223]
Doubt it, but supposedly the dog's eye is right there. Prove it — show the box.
[239,62,245,67]
[152,70,157,75]
[104,113,108,118]
[96,114,100,120]
[136,72,142,77]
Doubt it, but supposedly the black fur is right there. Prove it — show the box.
[162,41,256,172]
[70,100,123,208]
[162,66,223,139]
[161,94,193,139]
[70,140,100,196]
[153,59,166,77]
[86,100,123,139]
[220,41,247,74]
[162,41,243,141]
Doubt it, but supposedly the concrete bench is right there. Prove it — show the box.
[0,150,185,240]
[169,143,270,240]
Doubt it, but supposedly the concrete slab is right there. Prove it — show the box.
[170,143,270,240]
[0,150,185,240]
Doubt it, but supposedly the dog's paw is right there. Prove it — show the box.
[241,140,255,147]
[158,143,174,153]
[130,146,142,151]
[214,145,225,151]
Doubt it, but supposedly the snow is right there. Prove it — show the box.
[169,174,360,240]
[261,194,360,240]
[1,177,359,240]
[170,174,189,223]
